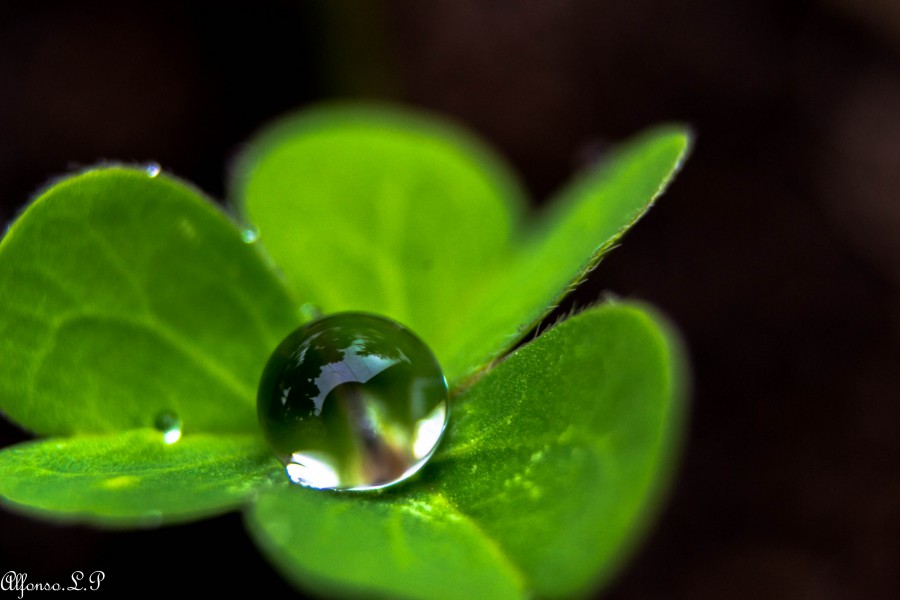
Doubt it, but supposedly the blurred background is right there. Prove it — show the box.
[1,0,899,597]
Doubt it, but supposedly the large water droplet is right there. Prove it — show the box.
[257,312,449,490]
[154,410,182,444]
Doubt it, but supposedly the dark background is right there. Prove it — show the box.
[1,1,899,598]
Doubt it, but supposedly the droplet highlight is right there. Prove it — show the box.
[257,312,449,490]
[154,411,182,444]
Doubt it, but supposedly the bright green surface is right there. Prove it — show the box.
[0,430,280,526]
[0,168,300,435]
[249,490,524,600]
[234,106,689,382]
[247,304,685,599]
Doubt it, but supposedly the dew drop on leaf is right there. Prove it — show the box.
[144,162,161,178]
[241,227,259,244]
[257,312,449,491]
[153,410,182,444]
[298,302,322,322]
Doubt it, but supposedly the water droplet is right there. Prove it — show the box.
[144,162,161,178]
[258,312,449,490]
[154,411,182,444]
[298,303,323,322]
[241,227,259,244]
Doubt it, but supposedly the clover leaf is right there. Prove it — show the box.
[0,104,690,598]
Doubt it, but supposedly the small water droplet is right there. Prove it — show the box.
[144,162,161,178]
[241,227,259,244]
[257,312,449,490]
[298,303,323,322]
[154,410,182,444]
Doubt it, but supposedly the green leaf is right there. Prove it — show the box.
[247,303,685,599]
[0,430,280,526]
[0,167,300,436]
[248,489,525,600]
[442,127,691,380]
[232,104,527,380]
[233,106,690,384]
[0,104,690,597]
